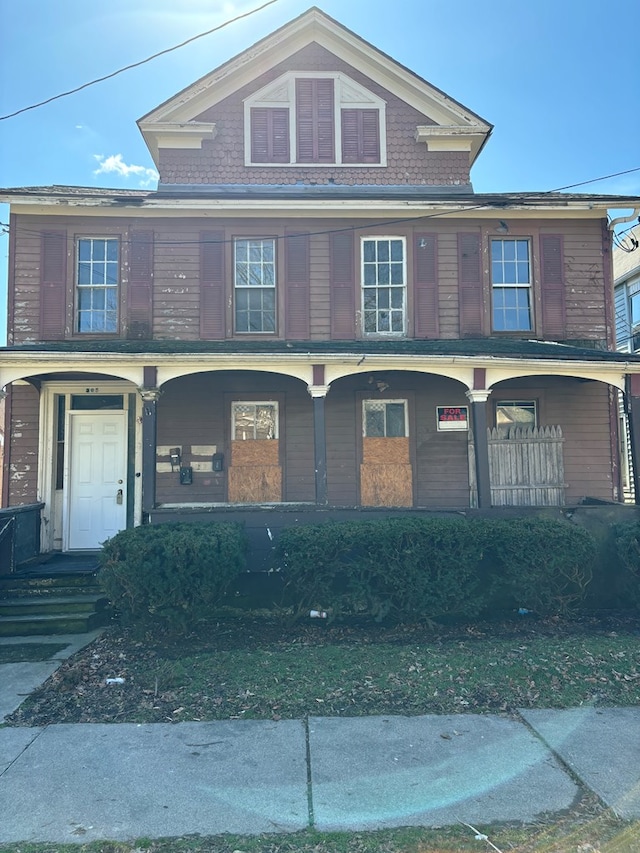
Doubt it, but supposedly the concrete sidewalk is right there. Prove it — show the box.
[1,634,639,843]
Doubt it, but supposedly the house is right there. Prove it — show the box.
[614,224,640,500]
[2,6,640,559]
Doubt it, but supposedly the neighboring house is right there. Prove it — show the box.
[2,7,640,555]
[614,224,640,500]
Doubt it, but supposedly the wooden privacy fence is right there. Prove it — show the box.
[489,425,566,506]
[470,426,566,507]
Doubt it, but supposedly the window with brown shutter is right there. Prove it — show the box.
[341,109,380,163]
[250,107,290,163]
[296,78,335,163]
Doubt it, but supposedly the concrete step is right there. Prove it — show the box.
[0,595,109,617]
[0,573,101,595]
[0,610,111,637]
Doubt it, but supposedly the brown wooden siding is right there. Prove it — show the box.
[160,43,470,188]
[7,385,40,506]
[412,375,471,508]
[9,215,609,346]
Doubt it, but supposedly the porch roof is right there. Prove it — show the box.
[2,338,640,364]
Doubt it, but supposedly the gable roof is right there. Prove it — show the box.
[138,6,493,166]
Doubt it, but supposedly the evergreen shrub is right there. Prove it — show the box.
[275,515,596,621]
[478,516,596,614]
[98,521,247,632]
[275,516,486,622]
[612,520,640,608]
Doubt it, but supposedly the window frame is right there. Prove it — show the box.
[491,237,533,333]
[231,401,279,440]
[244,71,386,167]
[75,236,120,335]
[361,236,407,337]
[362,399,409,438]
[494,399,538,435]
[233,237,277,335]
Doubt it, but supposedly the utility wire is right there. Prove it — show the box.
[0,0,281,122]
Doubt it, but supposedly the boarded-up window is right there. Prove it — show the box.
[250,107,290,163]
[341,109,380,163]
[296,78,335,163]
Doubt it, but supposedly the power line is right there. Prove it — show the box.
[0,0,281,122]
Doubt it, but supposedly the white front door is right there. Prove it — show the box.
[66,412,127,550]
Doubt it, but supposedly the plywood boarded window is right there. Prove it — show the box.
[361,399,412,506]
[229,402,281,502]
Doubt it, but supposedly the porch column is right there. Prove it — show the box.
[466,388,492,509]
[139,379,160,520]
[308,365,329,505]
[626,375,640,504]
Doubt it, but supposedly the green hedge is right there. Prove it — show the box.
[98,521,247,632]
[476,516,596,614]
[274,516,596,622]
[612,520,640,608]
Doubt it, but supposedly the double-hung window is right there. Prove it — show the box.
[491,238,532,331]
[76,238,119,333]
[234,238,276,333]
[363,400,407,437]
[362,237,406,335]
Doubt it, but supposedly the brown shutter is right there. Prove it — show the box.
[200,230,226,339]
[458,232,483,337]
[540,234,566,340]
[341,109,380,163]
[296,78,334,163]
[251,107,289,163]
[285,231,310,339]
[39,231,67,340]
[330,231,355,339]
[127,231,153,338]
[414,233,438,338]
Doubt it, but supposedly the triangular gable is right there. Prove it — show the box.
[138,6,492,167]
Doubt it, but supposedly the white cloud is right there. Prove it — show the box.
[93,154,158,188]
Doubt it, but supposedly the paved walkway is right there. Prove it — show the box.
[1,633,639,844]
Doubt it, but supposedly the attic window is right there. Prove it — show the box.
[245,72,386,167]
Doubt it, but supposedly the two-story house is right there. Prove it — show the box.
[2,7,640,556]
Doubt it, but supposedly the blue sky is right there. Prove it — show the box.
[1,0,639,344]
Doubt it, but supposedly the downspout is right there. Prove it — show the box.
[608,209,640,232]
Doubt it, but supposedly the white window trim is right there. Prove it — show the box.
[490,237,533,332]
[75,236,120,335]
[233,237,277,335]
[244,71,387,167]
[362,399,409,437]
[361,235,407,337]
[232,401,279,440]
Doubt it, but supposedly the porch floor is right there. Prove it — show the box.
[11,553,100,579]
